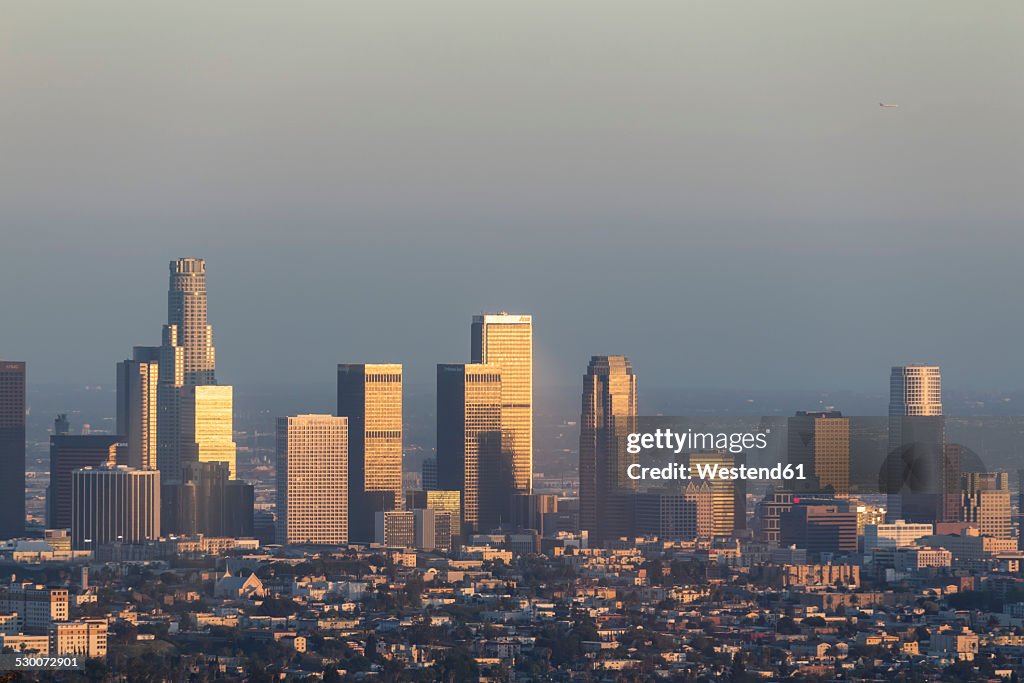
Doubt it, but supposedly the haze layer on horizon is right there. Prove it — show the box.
[1,1,1022,392]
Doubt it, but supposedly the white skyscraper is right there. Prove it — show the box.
[887,364,944,523]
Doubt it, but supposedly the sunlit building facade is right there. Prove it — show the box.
[337,364,403,542]
[180,385,236,479]
[276,415,348,545]
[158,258,218,483]
[116,346,159,470]
[437,363,504,534]
[472,314,533,494]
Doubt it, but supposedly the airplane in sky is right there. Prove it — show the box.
[879,102,899,108]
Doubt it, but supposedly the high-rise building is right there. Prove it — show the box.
[53,414,70,436]
[180,385,236,479]
[48,435,119,530]
[116,346,159,470]
[162,461,254,538]
[788,411,849,495]
[779,501,858,558]
[421,457,438,490]
[962,471,1013,539]
[511,493,559,536]
[276,415,348,545]
[437,363,504,534]
[337,364,403,542]
[375,510,415,548]
[887,364,946,523]
[579,356,637,546]
[0,361,26,539]
[412,508,454,552]
[157,257,218,484]
[471,314,533,494]
[406,489,462,539]
[688,451,745,537]
[71,464,160,550]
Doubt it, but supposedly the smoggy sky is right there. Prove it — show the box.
[1,2,1022,392]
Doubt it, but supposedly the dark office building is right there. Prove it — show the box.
[511,493,559,535]
[337,364,403,543]
[0,361,26,539]
[780,500,857,558]
[162,461,254,537]
[49,435,120,529]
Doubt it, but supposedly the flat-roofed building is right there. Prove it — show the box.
[276,415,348,545]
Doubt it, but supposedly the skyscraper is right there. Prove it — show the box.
[161,461,254,538]
[437,363,504,535]
[180,385,236,479]
[276,415,348,545]
[962,471,1013,539]
[887,364,946,523]
[0,361,26,539]
[337,364,403,542]
[788,411,849,496]
[48,435,119,530]
[53,414,70,436]
[689,451,745,537]
[116,346,159,470]
[579,356,637,545]
[157,257,218,484]
[71,464,160,550]
[471,314,533,494]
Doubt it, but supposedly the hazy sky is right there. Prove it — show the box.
[1,2,1023,392]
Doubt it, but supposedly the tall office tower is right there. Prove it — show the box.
[162,461,254,538]
[48,435,119,530]
[71,464,160,550]
[421,457,438,490]
[116,347,159,470]
[53,414,70,436]
[689,451,745,537]
[579,356,638,545]
[887,364,945,523]
[0,361,26,539]
[471,314,533,494]
[276,415,348,545]
[337,364,403,542]
[788,411,849,495]
[962,471,1013,539]
[406,489,462,539]
[180,385,236,479]
[157,257,218,484]
[437,364,504,535]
